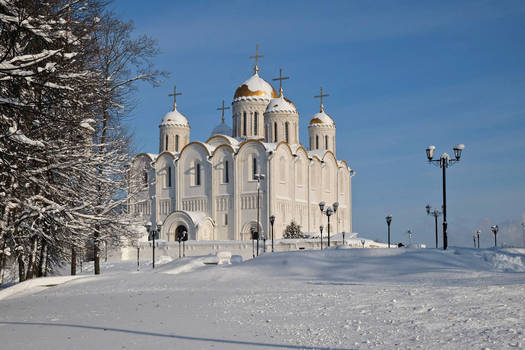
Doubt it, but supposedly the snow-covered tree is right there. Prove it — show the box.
[0,0,164,281]
[283,221,306,239]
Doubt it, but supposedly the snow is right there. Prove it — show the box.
[0,247,524,349]
[234,72,277,101]
[265,95,296,114]
[309,110,335,127]
[160,107,189,127]
[8,125,45,148]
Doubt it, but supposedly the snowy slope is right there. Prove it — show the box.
[0,247,524,349]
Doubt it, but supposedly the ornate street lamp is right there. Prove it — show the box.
[145,220,162,269]
[473,233,476,248]
[491,225,499,248]
[407,229,413,246]
[385,215,392,248]
[326,206,333,247]
[251,227,256,258]
[476,230,480,249]
[269,215,276,252]
[426,144,465,250]
[521,222,525,248]
[319,225,324,250]
[333,201,339,236]
[426,204,442,248]
[254,173,265,256]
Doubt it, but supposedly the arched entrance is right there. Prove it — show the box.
[241,221,263,241]
[175,225,187,241]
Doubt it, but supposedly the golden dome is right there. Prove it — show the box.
[234,72,278,100]
[309,110,335,127]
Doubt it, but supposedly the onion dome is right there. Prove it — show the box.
[210,121,232,137]
[160,106,189,127]
[309,110,335,127]
[265,89,297,114]
[234,71,278,102]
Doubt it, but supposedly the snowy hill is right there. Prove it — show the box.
[1,247,524,349]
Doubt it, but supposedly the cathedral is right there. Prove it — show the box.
[129,50,354,242]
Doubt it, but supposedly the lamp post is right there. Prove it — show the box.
[491,225,499,248]
[426,205,442,248]
[521,222,525,247]
[251,227,255,258]
[333,201,339,238]
[342,231,346,246]
[426,144,465,250]
[319,225,324,250]
[182,230,188,257]
[473,234,476,248]
[326,207,333,247]
[476,230,480,249]
[407,229,413,246]
[144,220,162,269]
[319,201,334,247]
[385,215,392,248]
[269,215,275,252]
[254,173,265,257]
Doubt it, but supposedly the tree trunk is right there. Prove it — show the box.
[71,247,77,275]
[18,255,26,283]
[94,232,100,275]
[25,237,38,280]
[0,239,6,285]
[44,247,49,277]
[37,239,46,277]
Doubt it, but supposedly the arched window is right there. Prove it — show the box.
[165,135,169,151]
[315,135,319,149]
[325,135,328,149]
[195,162,201,186]
[252,157,257,180]
[224,160,229,183]
[175,135,179,152]
[143,171,148,187]
[274,122,278,142]
[167,166,172,187]
[285,122,289,143]
[254,112,258,135]
[243,112,247,136]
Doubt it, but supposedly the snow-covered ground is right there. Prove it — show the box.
[1,247,524,349]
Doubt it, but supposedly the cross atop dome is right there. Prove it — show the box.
[314,86,329,112]
[216,100,230,123]
[168,85,182,110]
[272,68,290,97]
[249,44,264,74]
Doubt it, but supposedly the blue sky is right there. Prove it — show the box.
[112,0,525,247]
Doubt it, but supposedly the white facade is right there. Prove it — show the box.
[129,65,354,242]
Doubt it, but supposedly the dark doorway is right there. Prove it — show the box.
[176,225,187,241]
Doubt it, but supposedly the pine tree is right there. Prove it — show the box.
[283,220,306,239]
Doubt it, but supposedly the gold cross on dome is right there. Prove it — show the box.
[314,87,329,112]
[168,85,182,109]
[272,68,290,96]
[216,100,230,123]
[249,44,264,74]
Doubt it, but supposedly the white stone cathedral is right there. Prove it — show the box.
[129,56,354,242]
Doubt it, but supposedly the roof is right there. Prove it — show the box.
[234,72,278,102]
[264,94,297,114]
[309,110,335,127]
[210,121,233,137]
[160,107,189,127]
